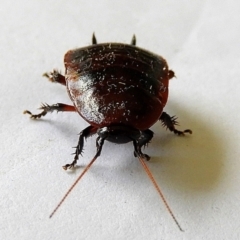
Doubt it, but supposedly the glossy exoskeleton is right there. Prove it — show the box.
[25,34,191,169]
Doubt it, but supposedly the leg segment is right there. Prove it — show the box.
[43,70,66,85]
[63,126,98,170]
[24,103,76,119]
[133,129,154,161]
[160,112,192,135]
[133,140,150,161]
[94,136,105,158]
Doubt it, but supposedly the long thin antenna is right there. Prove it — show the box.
[138,156,183,231]
[49,155,98,218]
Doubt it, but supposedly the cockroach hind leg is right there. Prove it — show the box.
[159,112,192,136]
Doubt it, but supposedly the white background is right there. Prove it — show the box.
[1,0,240,239]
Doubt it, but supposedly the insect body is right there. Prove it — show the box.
[24,34,192,229]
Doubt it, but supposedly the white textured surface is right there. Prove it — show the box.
[1,0,240,239]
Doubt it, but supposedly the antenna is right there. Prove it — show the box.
[138,156,184,231]
[49,154,98,218]
[49,139,183,231]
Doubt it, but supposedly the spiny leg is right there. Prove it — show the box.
[92,33,97,45]
[131,34,136,45]
[94,136,105,158]
[63,126,98,170]
[24,103,76,119]
[160,112,192,135]
[133,140,150,161]
[49,136,105,218]
[43,69,66,85]
[133,129,153,160]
